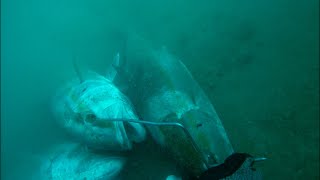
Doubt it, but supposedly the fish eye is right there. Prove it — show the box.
[85,114,96,123]
[207,153,218,165]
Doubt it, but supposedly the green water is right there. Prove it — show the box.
[1,0,319,179]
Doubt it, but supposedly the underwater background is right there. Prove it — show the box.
[1,0,319,179]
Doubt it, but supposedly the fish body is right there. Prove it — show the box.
[36,143,125,180]
[114,35,234,176]
[52,69,146,151]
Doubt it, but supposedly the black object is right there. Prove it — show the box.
[198,153,252,180]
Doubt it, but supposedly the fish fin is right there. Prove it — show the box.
[72,56,84,83]
[105,52,120,82]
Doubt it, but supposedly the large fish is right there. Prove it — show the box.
[112,34,234,177]
[34,143,125,180]
[52,55,146,151]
